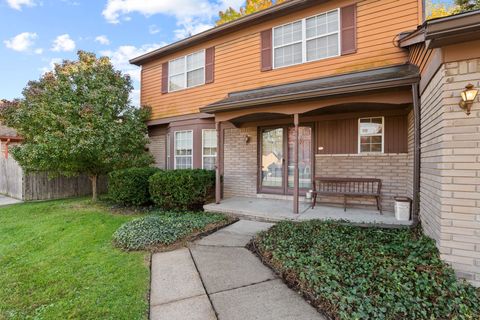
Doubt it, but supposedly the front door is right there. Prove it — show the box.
[259,126,313,194]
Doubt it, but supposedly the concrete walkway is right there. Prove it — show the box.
[150,220,324,320]
[0,195,22,207]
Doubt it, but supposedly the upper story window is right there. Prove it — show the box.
[359,117,384,153]
[168,50,205,92]
[273,9,340,69]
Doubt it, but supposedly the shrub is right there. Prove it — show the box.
[108,167,161,206]
[253,221,480,320]
[149,169,215,211]
[112,212,227,250]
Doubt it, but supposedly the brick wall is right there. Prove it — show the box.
[420,58,480,286]
[315,153,411,212]
[148,126,166,169]
[223,127,258,197]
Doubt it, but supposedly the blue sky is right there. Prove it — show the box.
[0,0,451,105]
[0,0,245,104]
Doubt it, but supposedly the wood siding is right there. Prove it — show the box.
[316,113,408,154]
[141,0,421,120]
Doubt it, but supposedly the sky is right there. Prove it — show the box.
[0,0,245,105]
[0,0,452,105]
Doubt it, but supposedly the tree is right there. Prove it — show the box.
[216,0,286,25]
[454,0,480,12]
[2,51,153,201]
[426,0,456,19]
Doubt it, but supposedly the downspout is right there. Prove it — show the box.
[412,82,421,224]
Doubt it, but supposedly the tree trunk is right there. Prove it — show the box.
[90,174,98,202]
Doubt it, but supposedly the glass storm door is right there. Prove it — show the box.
[260,126,312,194]
[260,128,285,192]
[287,126,312,192]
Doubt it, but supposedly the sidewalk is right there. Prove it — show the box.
[149,220,324,320]
[0,195,22,207]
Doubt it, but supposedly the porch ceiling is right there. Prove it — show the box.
[200,64,419,114]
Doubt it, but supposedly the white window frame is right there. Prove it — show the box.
[166,133,171,169]
[168,49,206,93]
[202,129,217,170]
[358,117,384,154]
[272,8,341,69]
[174,130,193,169]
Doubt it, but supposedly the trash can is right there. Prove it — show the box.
[394,197,412,221]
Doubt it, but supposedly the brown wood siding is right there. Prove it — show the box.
[384,115,408,153]
[317,118,358,154]
[316,113,408,154]
[141,0,421,119]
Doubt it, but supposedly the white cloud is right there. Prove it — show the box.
[6,0,36,10]
[174,21,212,40]
[4,32,38,52]
[39,58,62,74]
[102,0,245,40]
[95,35,110,45]
[34,48,43,54]
[51,34,76,52]
[100,43,165,83]
[149,24,160,35]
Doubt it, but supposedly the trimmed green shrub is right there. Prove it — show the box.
[254,221,480,320]
[112,212,227,250]
[149,169,215,211]
[108,167,161,206]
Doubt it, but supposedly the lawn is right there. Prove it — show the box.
[0,198,150,320]
[252,220,480,320]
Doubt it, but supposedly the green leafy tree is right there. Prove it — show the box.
[426,0,456,19]
[2,51,153,201]
[216,0,286,25]
[454,0,480,12]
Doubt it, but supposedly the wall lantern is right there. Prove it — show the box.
[459,84,478,115]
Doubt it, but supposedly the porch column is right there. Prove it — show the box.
[293,114,299,214]
[215,121,222,204]
[412,83,421,223]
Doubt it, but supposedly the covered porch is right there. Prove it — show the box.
[205,196,413,226]
[200,64,421,222]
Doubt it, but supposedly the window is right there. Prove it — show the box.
[359,117,384,153]
[168,50,205,92]
[202,129,217,170]
[273,9,340,68]
[174,130,193,169]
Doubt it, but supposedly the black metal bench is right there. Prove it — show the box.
[311,177,382,213]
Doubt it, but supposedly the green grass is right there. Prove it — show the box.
[253,221,480,320]
[0,198,150,320]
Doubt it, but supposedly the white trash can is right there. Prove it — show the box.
[394,197,411,221]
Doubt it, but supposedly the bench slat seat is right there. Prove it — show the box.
[311,177,382,213]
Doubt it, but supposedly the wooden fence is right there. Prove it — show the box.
[0,156,107,200]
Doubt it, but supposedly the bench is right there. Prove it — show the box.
[311,177,382,213]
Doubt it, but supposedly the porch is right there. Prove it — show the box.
[205,197,413,226]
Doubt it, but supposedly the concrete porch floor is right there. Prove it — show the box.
[204,197,413,226]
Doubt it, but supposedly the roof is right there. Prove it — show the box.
[200,64,420,113]
[399,9,480,48]
[130,0,324,66]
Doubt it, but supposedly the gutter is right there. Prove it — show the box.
[201,75,420,113]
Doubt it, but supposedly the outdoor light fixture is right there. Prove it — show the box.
[459,84,478,115]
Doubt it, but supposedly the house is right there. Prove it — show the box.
[130,1,480,286]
